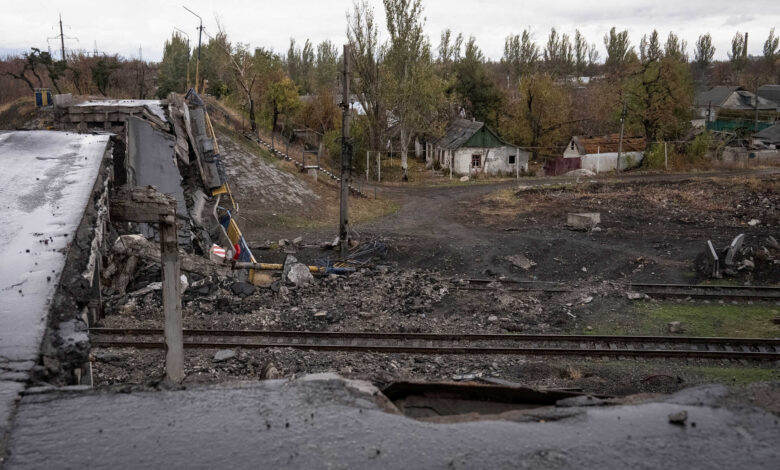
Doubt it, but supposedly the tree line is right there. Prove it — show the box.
[2,0,778,171]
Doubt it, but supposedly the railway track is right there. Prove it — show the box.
[89,328,779,361]
[455,279,780,300]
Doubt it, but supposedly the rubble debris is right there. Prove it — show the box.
[281,255,315,287]
[506,253,537,270]
[668,321,684,334]
[566,212,600,231]
[748,219,760,226]
[626,292,644,300]
[230,282,256,298]
[111,235,230,278]
[668,410,688,425]
[459,176,469,182]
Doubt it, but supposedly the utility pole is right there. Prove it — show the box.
[339,44,353,258]
[183,6,203,94]
[617,100,627,172]
[59,14,66,61]
[48,14,77,62]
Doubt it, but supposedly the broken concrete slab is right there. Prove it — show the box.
[724,234,745,266]
[567,212,601,230]
[126,117,186,219]
[707,240,720,278]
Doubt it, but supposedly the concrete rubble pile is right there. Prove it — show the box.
[695,234,780,282]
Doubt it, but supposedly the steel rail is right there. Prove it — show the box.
[89,328,779,360]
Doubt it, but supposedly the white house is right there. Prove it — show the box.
[430,119,529,176]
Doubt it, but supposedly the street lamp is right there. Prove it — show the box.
[174,27,190,91]
[183,5,203,94]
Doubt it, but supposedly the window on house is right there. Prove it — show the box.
[471,154,481,168]
[508,155,516,164]
[570,141,575,150]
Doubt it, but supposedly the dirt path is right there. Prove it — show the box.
[354,168,780,281]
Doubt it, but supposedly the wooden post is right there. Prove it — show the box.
[377,152,381,182]
[515,147,519,180]
[664,142,668,170]
[109,186,183,384]
[366,151,370,181]
[617,101,626,172]
[160,214,184,383]
[339,44,352,258]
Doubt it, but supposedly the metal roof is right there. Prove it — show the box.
[695,86,777,110]
[754,123,780,144]
[571,134,646,154]
[758,85,780,106]
[694,86,742,108]
[435,119,484,149]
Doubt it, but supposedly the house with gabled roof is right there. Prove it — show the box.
[431,118,529,176]
[694,86,778,131]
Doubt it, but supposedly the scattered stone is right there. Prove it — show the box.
[292,236,303,246]
[581,267,588,273]
[452,373,476,381]
[180,274,189,293]
[287,263,315,287]
[506,253,537,270]
[747,219,760,226]
[487,315,499,322]
[626,292,643,300]
[564,169,596,177]
[567,212,601,230]
[737,259,755,271]
[668,410,688,425]
[214,349,236,362]
[581,296,594,304]
[314,310,328,318]
[230,281,256,298]
[459,175,470,182]
[262,364,281,379]
[251,272,274,287]
[767,236,780,250]
[668,321,683,333]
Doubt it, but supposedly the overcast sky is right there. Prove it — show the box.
[0,1,777,63]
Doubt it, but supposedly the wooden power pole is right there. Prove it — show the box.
[617,101,627,172]
[339,45,353,258]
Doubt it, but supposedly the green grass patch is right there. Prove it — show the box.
[587,303,779,338]
[688,366,779,384]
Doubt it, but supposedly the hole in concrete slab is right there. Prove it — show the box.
[382,381,584,420]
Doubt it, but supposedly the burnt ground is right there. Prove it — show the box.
[93,167,780,397]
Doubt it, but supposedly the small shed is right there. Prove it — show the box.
[431,119,529,176]
[752,124,780,149]
[563,134,646,173]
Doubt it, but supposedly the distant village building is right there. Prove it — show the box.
[560,134,646,173]
[752,123,780,149]
[693,86,778,131]
[430,119,529,176]
[757,85,780,107]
